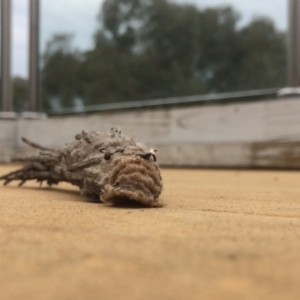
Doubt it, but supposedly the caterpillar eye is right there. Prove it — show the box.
[104,152,111,160]
[99,148,112,160]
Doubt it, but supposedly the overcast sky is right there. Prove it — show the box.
[12,0,288,78]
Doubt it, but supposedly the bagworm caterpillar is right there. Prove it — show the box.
[0,128,163,207]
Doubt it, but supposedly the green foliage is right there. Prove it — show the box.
[13,77,28,112]
[41,0,287,110]
[41,34,83,110]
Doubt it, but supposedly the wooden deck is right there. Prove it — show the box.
[1,165,300,299]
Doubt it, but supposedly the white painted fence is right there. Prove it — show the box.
[1,96,300,168]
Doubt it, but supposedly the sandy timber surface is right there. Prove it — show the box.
[1,165,300,300]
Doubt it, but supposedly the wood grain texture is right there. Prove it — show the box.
[1,97,300,167]
[1,166,300,300]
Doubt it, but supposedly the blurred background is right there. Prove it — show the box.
[9,0,289,111]
[0,0,300,168]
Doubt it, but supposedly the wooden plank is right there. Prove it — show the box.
[1,97,300,168]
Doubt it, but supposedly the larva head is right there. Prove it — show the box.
[101,154,163,207]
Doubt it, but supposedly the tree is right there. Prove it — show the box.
[41,34,83,110]
[40,0,287,110]
[13,77,28,112]
[234,18,287,90]
[82,0,207,104]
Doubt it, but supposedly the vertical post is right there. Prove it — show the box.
[29,0,39,112]
[0,0,12,111]
[288,0,300,87]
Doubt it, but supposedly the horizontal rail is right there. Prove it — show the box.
[46,88,279,116]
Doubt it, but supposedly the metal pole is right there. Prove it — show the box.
[28,0,40,112]
[288,0,300,87]
[0,0,12,111]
